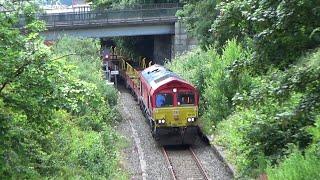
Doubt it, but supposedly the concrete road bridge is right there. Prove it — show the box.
[37,3,197,62]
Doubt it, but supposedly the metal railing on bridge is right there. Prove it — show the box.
[37,3,181,28]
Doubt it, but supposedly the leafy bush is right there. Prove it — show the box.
[179,0,320,68]
[266,147,320,180]
[53,37,120,129]
[166,48,215,94]
[202,40,252,129]
[266,116,320,180]
[216,49,320,177]
[46,37,124,178]
[167,38,320,178]
[176,0,218,49]
[167,39,252,133]
[215,108,257,176]
[174,0,320,178]
[45,110,123,179]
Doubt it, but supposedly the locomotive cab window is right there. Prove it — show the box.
[156,93,173,108]
[178,92,195,106]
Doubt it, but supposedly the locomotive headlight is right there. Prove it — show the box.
[187,117,196,122]
[157,119,165,124]
[173,88,177,93]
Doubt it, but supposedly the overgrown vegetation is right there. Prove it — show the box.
[0,1,124,179]
[167,40,253,133]
[167,0,320,178]
[176,0,218,49]
[266,116,320,180]
[179,0,320,68]
[215,49,320,177]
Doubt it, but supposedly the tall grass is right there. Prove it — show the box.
[266,116,320,180]
[266,147,320,180]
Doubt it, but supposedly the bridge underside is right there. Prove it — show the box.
[42,24,175,40]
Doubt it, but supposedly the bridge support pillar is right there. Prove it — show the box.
[172,21,197,58]
[153,35,172,65]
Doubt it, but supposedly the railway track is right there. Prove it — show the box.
[162,146,210,180]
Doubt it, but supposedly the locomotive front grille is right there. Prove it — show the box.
[153,106,198,127]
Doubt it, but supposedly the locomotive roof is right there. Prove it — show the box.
[141,64,187,88]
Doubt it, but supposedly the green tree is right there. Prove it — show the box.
[0,1,124,178]
[0,1,67,178]
[176,0,218,49]
[178,0,320,67]
[211,0,320,68]
[168,1,320,178]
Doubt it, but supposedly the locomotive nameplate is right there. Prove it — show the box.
[173,109,179,121]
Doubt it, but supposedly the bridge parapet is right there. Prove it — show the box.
[35,3,181,29]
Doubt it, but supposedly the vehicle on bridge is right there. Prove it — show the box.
[106,50,200,145]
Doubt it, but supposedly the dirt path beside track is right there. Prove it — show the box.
[117,86,171,179]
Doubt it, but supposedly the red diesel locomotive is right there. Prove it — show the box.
[138,65,199,145]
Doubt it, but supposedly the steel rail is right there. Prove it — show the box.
[189,147,210,180]
[162,147,177,180]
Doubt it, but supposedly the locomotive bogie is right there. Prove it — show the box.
[154,126,199,145]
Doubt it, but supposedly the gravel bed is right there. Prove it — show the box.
[115,105,142,179]
[117,87,171,180]
[192,137,233,180]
